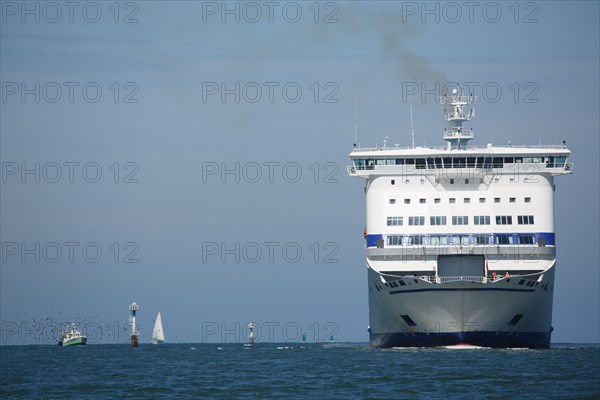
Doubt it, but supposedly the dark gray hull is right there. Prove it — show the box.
[367,263,555,348]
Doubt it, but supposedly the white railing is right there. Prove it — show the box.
[438,276,486,283]
[417,275,489,284]
[347,162,573,175]
[350,144,568,153]
[443,130,474,139]
[416,275,519,284]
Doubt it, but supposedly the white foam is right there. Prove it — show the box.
[442,344,486,350]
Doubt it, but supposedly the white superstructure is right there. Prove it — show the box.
[349,87,572,348]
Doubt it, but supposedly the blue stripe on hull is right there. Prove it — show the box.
[366,232,555,247]
[370,331,551,349]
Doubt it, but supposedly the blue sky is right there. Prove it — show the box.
[1,1,598,344]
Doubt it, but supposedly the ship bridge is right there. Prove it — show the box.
[348,145,573,178]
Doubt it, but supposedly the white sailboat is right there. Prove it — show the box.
[151,312,166,344]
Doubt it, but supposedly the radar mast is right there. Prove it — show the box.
[441,87,476,150]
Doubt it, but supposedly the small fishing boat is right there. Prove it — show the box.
[58,323,87,347]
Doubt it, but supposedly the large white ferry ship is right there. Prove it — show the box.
[348,88,573,348]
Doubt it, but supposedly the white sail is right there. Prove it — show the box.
[151,312,165,344]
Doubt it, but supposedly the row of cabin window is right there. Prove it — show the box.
[389,197,531,205]
[354,156,566,170]
[386,234,537,246]
[387,215,535,226]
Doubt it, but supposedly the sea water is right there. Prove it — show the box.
[1,343,598,399]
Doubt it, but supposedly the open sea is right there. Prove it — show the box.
[1,343,599,399]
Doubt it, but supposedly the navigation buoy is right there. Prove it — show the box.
[130,302,139,347]
[247,322,256,345]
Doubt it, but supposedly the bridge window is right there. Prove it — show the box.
[483,157,493,168]
[454,158,466,168]
[387,217,403,226]
[416,159,426,169]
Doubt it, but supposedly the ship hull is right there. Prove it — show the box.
[367,263,555,349]
[59,337,87,347]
